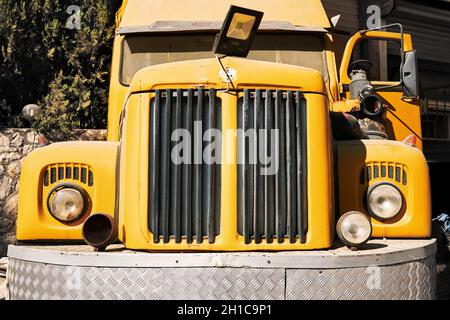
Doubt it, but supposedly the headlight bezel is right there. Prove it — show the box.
[366,181,404,221]
[46,183,90,223]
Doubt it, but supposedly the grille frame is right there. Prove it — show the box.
[362,162,408,186]
[43,163,94,187]
[237,89,308,244]
[122,87,336,251]
[147,88,222,244]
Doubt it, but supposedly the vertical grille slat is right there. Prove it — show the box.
[66,167,72,179]
[170,89,182,243]
[44,170,49,186]
[213,114,222,243]
[182,89,193,244]
[73,167,79,180]
[88,170,94,187]
[160,89,172,243]
[286,91,298,243]
[275,90,287,242]
[254,89,264,244]
[149,90,161,243]
[296,91,308,243]
[80,168,87,184]
[395,166,401,183]
[193,88,203,243]
[204,88,216,243]
[148,89,221,244]
[51,168,57,184]
[238,90,308,244]
[58,167,64,180]
[388,165,394,179]
[238,89,252,244]
[246,90,255,244]
[366,166,372,182]
[381,165,386,178]
[264,90,275,243]
[374,164,380,178]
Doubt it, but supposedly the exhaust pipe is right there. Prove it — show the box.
[360,93,384,117]
[82,213,118,251]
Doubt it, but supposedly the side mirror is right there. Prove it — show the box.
[401,50,419,99]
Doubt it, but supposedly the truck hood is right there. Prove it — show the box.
[129,57,326,94]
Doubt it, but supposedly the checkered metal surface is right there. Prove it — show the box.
[7,260,284,300]
[7,256,435,300]
[286,256,436,300]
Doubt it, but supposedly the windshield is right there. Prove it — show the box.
[121,33,326,85]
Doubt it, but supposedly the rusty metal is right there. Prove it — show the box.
[82,213,118,251]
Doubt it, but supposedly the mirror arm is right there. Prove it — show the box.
[359,23,405,82]
[372,81,403,92]
[359,23,404,51]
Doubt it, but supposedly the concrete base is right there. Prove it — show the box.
[7,239,437,300]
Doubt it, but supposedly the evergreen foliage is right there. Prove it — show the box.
[0,0,121,140]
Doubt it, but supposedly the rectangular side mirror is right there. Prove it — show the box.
[402,50,419,99]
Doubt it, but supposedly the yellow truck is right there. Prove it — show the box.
[7,0,436,300]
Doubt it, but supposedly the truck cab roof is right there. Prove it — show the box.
[117,0,332,31]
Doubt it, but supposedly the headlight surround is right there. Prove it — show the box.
[47,184,88,222]
[367,182,403,220]
[336,211,372,247]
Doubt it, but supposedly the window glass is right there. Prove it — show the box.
[121,33,326,85]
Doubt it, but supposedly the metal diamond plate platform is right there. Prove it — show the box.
[6,239,437,300]
[7,261,284,300]
[286,257,436,300]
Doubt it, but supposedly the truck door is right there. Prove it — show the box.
[339,29,422,149]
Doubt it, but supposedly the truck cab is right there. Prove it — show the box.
[16,0,431,251]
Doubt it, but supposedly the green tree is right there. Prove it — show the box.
[0,0,121,140]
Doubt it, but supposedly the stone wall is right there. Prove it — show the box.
[0,128,106,256]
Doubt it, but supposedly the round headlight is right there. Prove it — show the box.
[337,211,372,248]
[48,187,86,222]
[367,183,403,220]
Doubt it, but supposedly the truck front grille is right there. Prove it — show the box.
[361,162,407,185]
[148,89,221,244]
[237,90,308,244]
[43,163,93,187]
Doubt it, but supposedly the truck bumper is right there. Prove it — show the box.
[7,239,436,300]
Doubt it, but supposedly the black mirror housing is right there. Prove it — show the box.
[402,50,419,99]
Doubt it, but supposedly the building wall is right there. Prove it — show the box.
[322,0,359,67]
[0,129,33,257]
[322,0,360,33]
[386,0,450,90]
[322,0,450,89]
